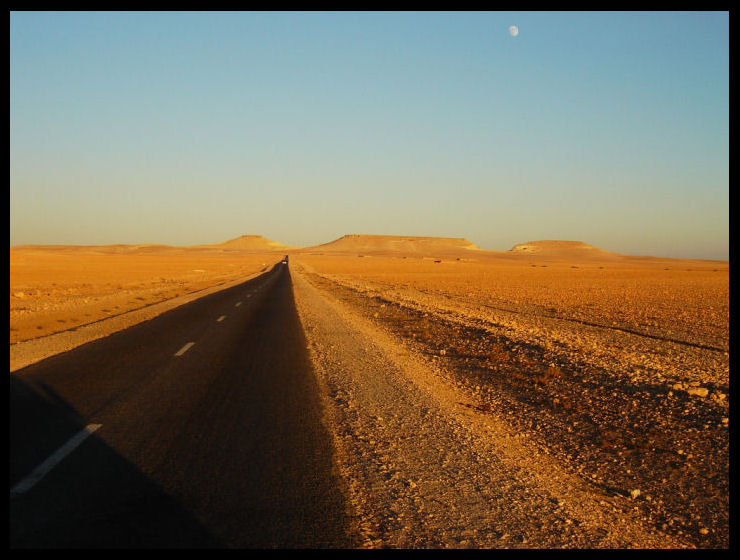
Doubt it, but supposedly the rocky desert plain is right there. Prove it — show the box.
[10,234,729,548]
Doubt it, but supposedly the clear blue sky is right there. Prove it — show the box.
[10,11,729,259]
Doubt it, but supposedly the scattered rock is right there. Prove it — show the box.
[686,387,709,398]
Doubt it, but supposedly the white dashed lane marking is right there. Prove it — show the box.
[217,315,226,322]
[10,424,103,497]
[174,342,195,356]
[235,302,242,307]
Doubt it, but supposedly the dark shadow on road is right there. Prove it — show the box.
[10,374,224,548]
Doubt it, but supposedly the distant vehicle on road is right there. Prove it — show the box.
[282,255,289,264]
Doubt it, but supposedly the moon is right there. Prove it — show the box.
[509,25,519,37]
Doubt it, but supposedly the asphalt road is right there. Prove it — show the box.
[9,262,359,548]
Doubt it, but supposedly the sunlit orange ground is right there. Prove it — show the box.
[10,246,282,344]
[291,252,729,354]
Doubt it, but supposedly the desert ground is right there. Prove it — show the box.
[9,234,729,548]
[9,236,290,366]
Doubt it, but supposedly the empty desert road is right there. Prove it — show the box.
[10,262,360,548]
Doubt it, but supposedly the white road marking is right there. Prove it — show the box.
[10,424,103,497]
[235,302,242,307]
[217,315,226,322]
[246,294,251,298]
[174,342,195,356]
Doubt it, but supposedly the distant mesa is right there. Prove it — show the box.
[199,235,294,252]
[509,240,620,260]
[300,234,483,256]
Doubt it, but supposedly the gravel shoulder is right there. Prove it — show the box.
[291,265,696,548]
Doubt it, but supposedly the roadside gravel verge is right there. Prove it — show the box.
[291,266,689,548]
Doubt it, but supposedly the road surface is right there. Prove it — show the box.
[10,262,359,548]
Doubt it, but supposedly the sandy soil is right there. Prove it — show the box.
[292,253,729,382]
[292,268,692,548]
[290,243,728,549]
[10,242,287,369]
[9,236,729,548]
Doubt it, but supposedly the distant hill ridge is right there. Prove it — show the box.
[10,236,722,262]
[509,240,620,259]
[301,234,482,255]
[203,235,293,251]
[10,235,292,253]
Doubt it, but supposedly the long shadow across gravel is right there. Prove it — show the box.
[10,264,360,548]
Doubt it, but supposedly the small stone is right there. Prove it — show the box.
[699,528,709,535]
[687,387,709,398]
[630,489,641,499]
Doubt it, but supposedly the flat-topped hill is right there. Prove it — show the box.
[198,235,293,252]
[301,234,482,256]
[509,240,622,260]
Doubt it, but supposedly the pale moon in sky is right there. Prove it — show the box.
[509,25,519,37]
